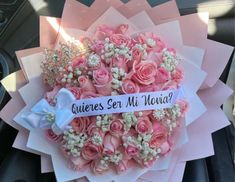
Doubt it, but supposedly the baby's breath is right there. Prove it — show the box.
[62,129,87,157]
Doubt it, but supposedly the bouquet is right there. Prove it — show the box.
[0,0,233,182]
[32,24,189,174]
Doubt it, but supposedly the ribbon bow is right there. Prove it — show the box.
[22,88,76,135]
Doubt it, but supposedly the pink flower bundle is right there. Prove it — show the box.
[41,24,188,174]
[0,1,233,182]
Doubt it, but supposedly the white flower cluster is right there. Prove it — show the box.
[165,119,177,132]
[109,151,123,165]
[87,54,101,67]
[99,151,123,168]
[122,135,139,148]
[137,135,160,163]
[122,112,138,131]
[153,109,166,120]
[42,40,92,87]
[134,43,147,59]
[165,104,181,132]
[91,134,103,146]
[100,156,109,168]
[52,51,59,61]
[101,38,132,63]
[153,103,182,132]
[146,38,156,47]
[63,129,87,157]
[45,111,55,123]
[167,104,181,120]
[60,42,73,57]
[60,65,81,84]
[111,67,126,90]
[96,114,112,132]
[160,49,179,72]
[123,134,161,164]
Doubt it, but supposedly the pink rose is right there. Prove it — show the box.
[152,121,167,133]
[135,117,153,134]
[121,79,140,94]
[70,117,91,133]
[132,62,157,85]
[78,76,96,93]
[45,129,63,143]
[149,122,168,148]
[125,144,139,157]
[177,100,189,116]
[95,25,115,40]
[93,67,112,96]
[146,51,163,66]
[115,24,129,34]
[126,47,143,71]
[138,32,165,52]
[103,133,121,155]
[93,67,111,85]
[125,128,138,138]
[80,91,102,99]
[87,122,105,138]
[72,57,87,69]
[153,83,165,92]
[160,141,171,155]
[126,60,134,71]
[68,156,90,171]
[81,141,103,160]
[109,119,125,136]
[45,85,61,104]
[110,34,130,47]
[161,80,178,90]
[116,158,129,174]
[139,84,155,92]
[91,159,109,174]
[166,48,176,56]
[91,40,104,54]
[155,67,170,83]
[111,55,128,72]
[67,87,81,99]
[171,68,183,84]
[61,146,70,158]
[132,47,142,63]
[95,84,112,96]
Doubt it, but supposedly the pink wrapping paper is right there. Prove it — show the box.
[0,53,52,171]
[6,19,59,152]
[0,70,26,130]
[40,16,61,48]
[15,47,44,81]
[158,13,234,88]
[58,0,180,37]
[60,0,180,31]
[117,0,151,18]
[60,0,122,30]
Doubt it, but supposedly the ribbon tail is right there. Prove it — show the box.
[39,118,52,129]
[21,112,42,128]
[52,109,74,135]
